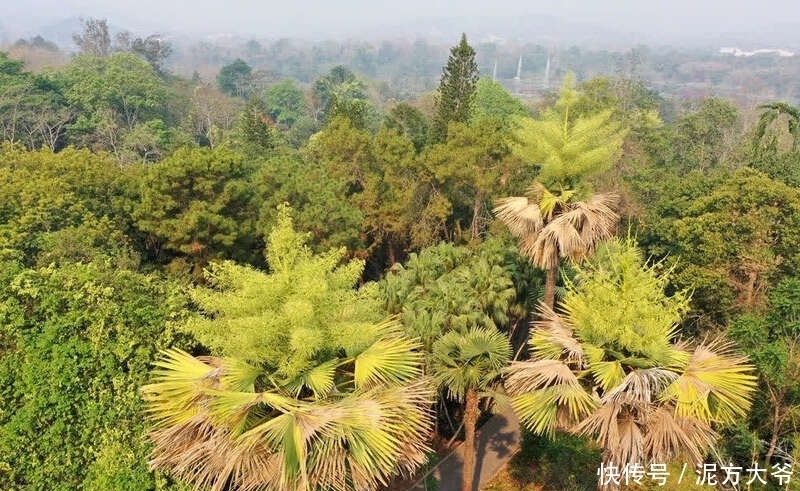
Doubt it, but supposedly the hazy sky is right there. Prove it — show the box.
[4,0,800,40]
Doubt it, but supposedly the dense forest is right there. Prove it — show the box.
[1,18,799,491]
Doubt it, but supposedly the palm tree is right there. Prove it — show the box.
[494,182,618,309]
[494,76,625,311]
[143,320,434,491]
[754,101,800,154]
[505,239,756,480]
[141,206,435,491]
[430,327,511,491]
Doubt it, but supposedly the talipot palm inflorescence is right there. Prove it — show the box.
[504,238,757,472]
[141,206,435,491]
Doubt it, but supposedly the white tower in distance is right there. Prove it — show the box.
[544,52,551,89]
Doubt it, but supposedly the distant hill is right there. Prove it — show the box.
[29,17,84,51]
[362,13,644,48]
[5,12,799,53]
[6,16,172,52]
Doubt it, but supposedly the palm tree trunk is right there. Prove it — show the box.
[598,450,619,491]
[462,388,479,491]
[471,192,483,241]
[544,263,558,309]
[388,238,397,266]
[765,402,783,465]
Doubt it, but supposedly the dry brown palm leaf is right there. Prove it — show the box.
[602,369,677,410]
[574,401,624,454]
[530,303,584,363]
[493,196,544,237]
[643,406,717,466]
[505,359,583,394]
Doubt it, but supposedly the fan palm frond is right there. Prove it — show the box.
[643,406,716,466]
[663,339,756,424]
[353,335,423,390]
[283,358,338,398]
[145,331,434,491]
[141,348,221,427]
[493,196,543,237]
[529,303,583,362]
[506,359,596,435]
[504,238,755,472]
[431,327,511,400]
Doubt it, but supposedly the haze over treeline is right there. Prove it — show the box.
[2,0,800,47]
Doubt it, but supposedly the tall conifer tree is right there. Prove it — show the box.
[432,33,478,143]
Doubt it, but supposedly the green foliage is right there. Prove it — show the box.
[0,51,25,75]
[669,168,800,325]
[57,52,172,160]
[312,65,372,127]
[357,126,430,260]
[254,152,364,253]
[473,77,529,122]
[513,74,627,190]
[424,118,520,240]
[0,145,135,266]
[729,277,800,464]
[184,205,381,373]
[669,97,740,172]
[506,237,756,467]
[432,33,479,143]
[564,239,689,367]
[133,146,258,270]
[0,54,73,151]
[0,261,191,490]
[216,58,252,97]
[431,327,511,401]
[753,102,800,154]
[488,430,600,491]
[264,79,307,128]
[384,102,430,152]
[575,76,664,130]
[286,115,321,148]
[308,115,373,188]
[62,53,166,131]
[235,96,281,155]
[751,102,800,185]
[381,240,518,351]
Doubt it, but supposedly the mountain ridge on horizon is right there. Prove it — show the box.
[2,11,799,51]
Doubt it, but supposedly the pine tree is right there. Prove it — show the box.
[238,95,280,154]
[432,33,478,143]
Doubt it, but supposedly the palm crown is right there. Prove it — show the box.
[141,207,434,491]
[505,238,756,467]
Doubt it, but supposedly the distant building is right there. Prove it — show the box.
[719,47,794,57]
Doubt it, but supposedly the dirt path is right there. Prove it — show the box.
[408,407,522,491]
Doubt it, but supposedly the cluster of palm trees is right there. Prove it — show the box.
[141,180,755,491]
[141,80,757,491]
